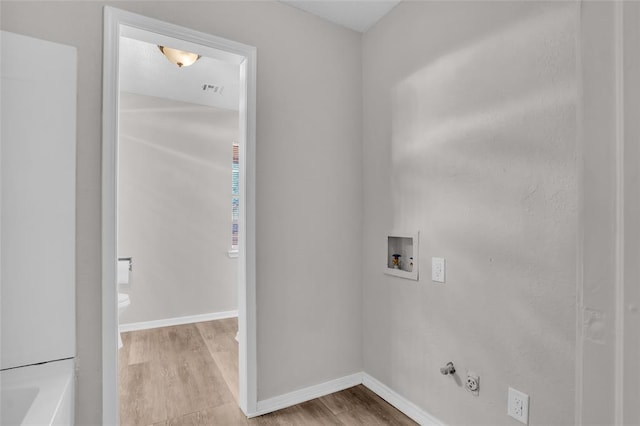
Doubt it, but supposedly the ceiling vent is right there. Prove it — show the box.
[202,84,224,95]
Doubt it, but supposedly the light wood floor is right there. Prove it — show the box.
[119,318,417,425]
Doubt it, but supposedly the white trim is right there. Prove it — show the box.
[362,373,445,426]
[251,373,363,418]
[574,2,585,424]
[101,9,120,425]
[250,371,443,425]
[102,6,258,424]
[238,30,258,417]
[119,310,238,332]
[614,1,625,423]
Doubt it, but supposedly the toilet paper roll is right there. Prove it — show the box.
[117,259,130,285]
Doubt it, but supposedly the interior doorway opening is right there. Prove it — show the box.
[102,7,257,424]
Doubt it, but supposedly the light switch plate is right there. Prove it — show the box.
[432,257,445,282]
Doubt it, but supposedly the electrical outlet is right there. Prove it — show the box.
[432,257,445,282]
[465,372,479,396]
[508,387,529,424]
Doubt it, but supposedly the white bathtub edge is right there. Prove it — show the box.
[1,358,75,425]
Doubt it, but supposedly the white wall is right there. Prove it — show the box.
[578,2,640,424]
[362,2,577,424]
[118,93,238,324]
[621,5,640,423]
[0,2,363,423]
[6,1,636,425]
[578,3,617,422]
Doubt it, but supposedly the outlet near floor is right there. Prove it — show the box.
[465,372,479,396]
[507,387,529,424]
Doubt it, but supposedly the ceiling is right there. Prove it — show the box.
[281,0,401,33]
[118,2,401,107]
[119,34,240,111]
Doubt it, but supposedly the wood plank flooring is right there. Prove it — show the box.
[119,318,417,425]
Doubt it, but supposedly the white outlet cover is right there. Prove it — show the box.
[432,257,445,282]
[465,371,479,396]
[508,387,529,424]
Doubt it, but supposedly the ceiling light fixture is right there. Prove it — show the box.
[157,45,201,68]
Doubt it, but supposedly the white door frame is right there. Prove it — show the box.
[101,7,257,424]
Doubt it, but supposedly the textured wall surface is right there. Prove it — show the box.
[362,2,578,424]
[579,2,640,424]
[0,2,363,422]
[578,3,617,423]
[118,93,238,324]
[622,4,640,423]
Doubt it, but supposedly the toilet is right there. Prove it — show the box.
[118,292,130,349]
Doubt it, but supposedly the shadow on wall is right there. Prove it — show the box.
[384,3,576,423]
[118,93,239,323]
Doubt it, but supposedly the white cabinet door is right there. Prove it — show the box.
[1,31,76,369]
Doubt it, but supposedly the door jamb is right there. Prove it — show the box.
[102,6,257,424]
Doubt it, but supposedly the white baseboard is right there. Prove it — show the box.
[119,310,238,332]
[362,373,444,426]
[249,371,443,425]
[250,372,363,418]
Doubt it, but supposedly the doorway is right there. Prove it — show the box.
[102,7,257,424]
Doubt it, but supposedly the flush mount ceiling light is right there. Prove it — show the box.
[157,45,201,68]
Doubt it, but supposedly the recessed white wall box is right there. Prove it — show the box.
[384,232,419,280]
[432,257,445,283]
